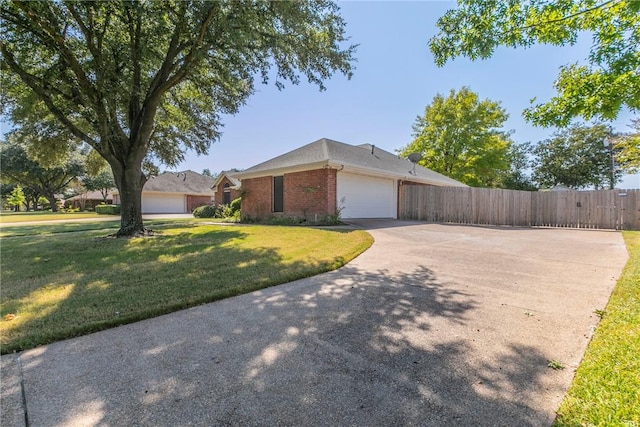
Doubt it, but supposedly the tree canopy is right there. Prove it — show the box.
[399,87,512,187]
[1,0,356,235]
[7,185,25,212]
[531,123,621,189]
[613,118,640,173]
[429,0,640,127]
[0,139,85,211]
[499,142,537,191]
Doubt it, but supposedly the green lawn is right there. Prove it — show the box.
[554,231,640,426]
[0,211,105,223]
[0,222,373,354]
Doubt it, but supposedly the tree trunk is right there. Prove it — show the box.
[113,163,148,237]
[46,193,58,212]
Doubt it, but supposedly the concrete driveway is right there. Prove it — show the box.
[1,220,628,426]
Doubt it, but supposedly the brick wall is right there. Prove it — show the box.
[241,168,338,221]
[187,195,214,212]
[241,176,273,219]
[284,168,337,221]
[214,176,241,205]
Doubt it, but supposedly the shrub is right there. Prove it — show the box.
[230,197,241,214]
[95,204,121,215]
[193,205,219,218]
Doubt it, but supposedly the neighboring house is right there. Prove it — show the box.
[66,189,115,210]
[212,172,242,205]
[233,138,467,221]
[112,170,215,213]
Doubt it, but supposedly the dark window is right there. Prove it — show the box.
[273,176,284,212]
[223,183,231,204]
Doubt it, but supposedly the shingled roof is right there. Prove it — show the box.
[234,138,467,187]
[143,170,215,195]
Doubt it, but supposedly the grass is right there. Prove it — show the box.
[0,221,373,354]
[554,230,640,426]
[0,211,104,223]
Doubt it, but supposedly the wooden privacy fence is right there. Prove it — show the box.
[399,186,640,230]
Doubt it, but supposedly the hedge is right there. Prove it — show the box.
[95,204,121,215]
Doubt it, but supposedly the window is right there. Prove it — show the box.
[223,182,231,205]
[273,176,284,212]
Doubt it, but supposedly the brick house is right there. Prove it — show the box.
[233,138,466,221]
[112,170,215,213]
[212,172,242,205]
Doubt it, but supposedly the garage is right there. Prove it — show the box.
[142,194,186,214]
[337,172,396,218]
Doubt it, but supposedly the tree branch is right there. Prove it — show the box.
[1,43,97,147]
[498,0,621,38]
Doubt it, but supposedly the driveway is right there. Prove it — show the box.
[1,220,628,426]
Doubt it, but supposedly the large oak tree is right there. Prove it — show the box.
[1,1,356,236]
[429,0,640,127]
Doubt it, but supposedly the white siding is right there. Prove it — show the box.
[337,173,396,218]
[142,194,186,213]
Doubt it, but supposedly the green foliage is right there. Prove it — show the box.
[399,87,512,187]
[193,199,241,220]
[499,142,538,191]
[95,204,120,215]
[430,0,640,126]
[229,197,242,214]
[613,118,640,174]
[0,139,85,211]
[1,1,356,235]
[547,360,565,370]
[7,185,26,211]
[83,169,115,202]
[192,205,219,218]
[532,123,621,189]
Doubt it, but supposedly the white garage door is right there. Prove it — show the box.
[337,173,396,218]
[142,194,186,213]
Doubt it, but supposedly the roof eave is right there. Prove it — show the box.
[332,162,466,187]
[233,160,331,180]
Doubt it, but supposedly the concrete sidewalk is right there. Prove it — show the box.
[1,221,628,426]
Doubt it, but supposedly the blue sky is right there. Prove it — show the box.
[175,1,638,188]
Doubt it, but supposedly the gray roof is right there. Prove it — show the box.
[234,138,467,187]
[67,190,116,201]
[143,170,215,195]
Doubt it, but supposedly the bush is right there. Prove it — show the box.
[193,205,219,218]
[230,197,241,214]
[95,204,121,215]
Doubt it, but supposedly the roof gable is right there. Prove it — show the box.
[235,138,466,187]
[212,171,241,191]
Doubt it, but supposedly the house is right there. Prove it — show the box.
[212,172,242,205]
[112,170,215,213]
[65,189,115,210]
[233,138,466,221]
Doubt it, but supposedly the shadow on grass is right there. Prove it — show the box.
[14,262,560,426]
[1,224,369,353]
